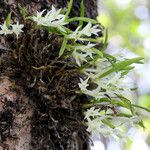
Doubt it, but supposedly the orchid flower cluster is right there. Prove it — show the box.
[1,3,146,141]
[79,60,131,99]
[77,47,141,140]
[85,107,140,141]
[32,6,67,32]
[0,21,24,38]
[67,23,100,41]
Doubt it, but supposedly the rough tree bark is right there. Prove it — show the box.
[0,0,101,150]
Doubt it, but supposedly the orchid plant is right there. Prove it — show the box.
[0,0,149,142]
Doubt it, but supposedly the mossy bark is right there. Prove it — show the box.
[0,0,100,150]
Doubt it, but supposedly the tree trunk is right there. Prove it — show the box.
[0,0,99,149]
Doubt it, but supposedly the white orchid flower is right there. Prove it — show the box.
[32,9,46,25]
[88,88,105,99]
[78,77,89,92]
[44,6,65,25]
[85,112,139,140]
[84,107,100,119]
[0,21,12,35]
[75,43,95,51]
[11,22,24,39]
[80,22,101,37]
[86,115,111,136]
[49,6,64,20]
[67,26,82,40]
[72,50,87,66]
[75,43,96,59]
[32,6,67,29]
[83,58,111,79]
[86,118,102,135]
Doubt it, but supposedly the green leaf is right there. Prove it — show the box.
[121,66,135,76]
[65,0,73,19]
[103,52,117,66]
[18,3,26,20]
[92,48,103,57]
[44,26,63,34]
[116,113,132,118]
[79,37,102,43]
[25,16,33,20]
[103,53,117,63]
[59,36,68,57]
[43,26,67,36]
[116,94,134,114]
[102,119,115,129]
[67,17,98,24]
[61,26,72,34]
[92,97,136,113]
[132,104,150,112]
[79,0,85,27]
[138,120,146,129]
[101,28,108,52]
[93,98,130,110]
[83,97,141,115]
[6,12,12,27]
[113,57,143,70]
[99,57,143,78]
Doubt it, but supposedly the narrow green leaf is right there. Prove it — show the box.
[138,120,146,129]
[92,48,103,57]
[116,94,134,114]
[83,97,136,112]
[18,3,26,20]
[102,119,115,129]
[121,66,135,76]
[113,57,143,70]
[101,28,108,52]
[116,113,132,118]
[61,26,72,34]
[43,26,69,36]
[103,53,117,63]
[65,0,73,19]
[6,12,12,27]
[99,57,143,78]
[67,17,98,24]
[43,26,64,35]
[79,37,102,43]
[59,36,68,57]
[93,98,130,109]
[79,0,85,27]
[103,52,117,66]
[132,104,150,112]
